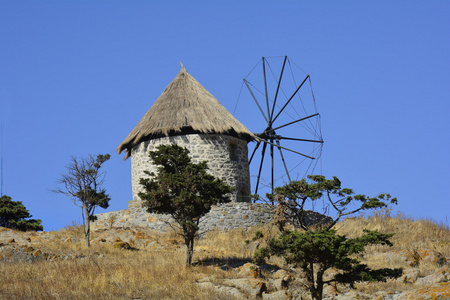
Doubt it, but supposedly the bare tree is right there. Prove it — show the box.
[54,154,111,247]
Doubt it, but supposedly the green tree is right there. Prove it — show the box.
[139,144,233,266]
[54,154,111,247]
[0,195,43,231]
[254,175,402,300]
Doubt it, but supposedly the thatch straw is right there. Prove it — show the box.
[117,64,256,159]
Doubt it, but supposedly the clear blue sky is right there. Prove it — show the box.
[0,1,448,231]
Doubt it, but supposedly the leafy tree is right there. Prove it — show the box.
[254,175,402,300]
[0,195,43,231]
[139,144,233,266]
[54,154,111,247]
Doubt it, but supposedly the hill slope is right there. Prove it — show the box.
[0,211,449,299]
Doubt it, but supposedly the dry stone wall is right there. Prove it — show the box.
[92,201,273,232]
[131,134,250,203]
[91,200,332,232]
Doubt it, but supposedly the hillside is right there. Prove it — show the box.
[0,210,449,299]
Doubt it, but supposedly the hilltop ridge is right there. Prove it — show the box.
[0,211,449,299]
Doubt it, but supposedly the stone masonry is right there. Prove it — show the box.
[92,201,274,232]
[91,200,332,233]
[131,133,250,203]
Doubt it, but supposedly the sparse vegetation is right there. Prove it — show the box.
[0,212,448,299]
[107,213,118,229]
[53,154,111,247]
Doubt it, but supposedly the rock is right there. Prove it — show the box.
[196,282,244,299]
[272,278,290,291]
[400,268,420,283]
[262,290,293,299]
[0,246,45,263]
[115,240,133,250]
[237,262,261,278]
[197,275,217,283]
[373,291,397,300]
[330,290,372,299]
[23,246,35,253]
[323,268,340,282]
[259,263,281,273]
[271,270,293,291]
[273,269,293,280]
[383,249,447,267]
[394,282,450,299]
[416,267,450,285]
[416,249,448,267]
[384,250,420,266]
[196,281,216,290]
[215,285,245,299]
[222,278,267,297]
[323,284,339,296]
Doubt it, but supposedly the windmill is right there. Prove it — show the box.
[235,56,324,201]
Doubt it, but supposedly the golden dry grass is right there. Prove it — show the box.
[196,224,279,258]
[0,210,448,299]
[336,208,450,257]
[0,243,229,299]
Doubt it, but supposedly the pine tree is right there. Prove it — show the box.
[139,144,233,266]
[0,195,43,231]
[254,175,402,300]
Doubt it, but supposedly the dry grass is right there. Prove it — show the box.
[1,210,448,299]
[355,280,418,294]
[333,208,450,288]
[0,243,227,299]
[196,224,279,258]
[336,208,450,257]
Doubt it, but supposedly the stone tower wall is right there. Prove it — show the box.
[130,134,251,202]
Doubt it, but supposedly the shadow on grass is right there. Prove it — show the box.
[194,256,281,273]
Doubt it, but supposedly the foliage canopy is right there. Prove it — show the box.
[0,195,43,231]
[139,144,233,265]
[255,175,401,300]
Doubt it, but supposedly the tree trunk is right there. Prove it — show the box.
[84,204,90,247]
[314,267,325,300]
[305,262,323,300]
[310,289,321,300]
[184,237,194,266]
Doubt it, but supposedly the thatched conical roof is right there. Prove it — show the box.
[117,64,256,159]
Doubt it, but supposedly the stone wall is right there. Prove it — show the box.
[130,134,250,203]
[91,200,274,232]
[91,200,332,232]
